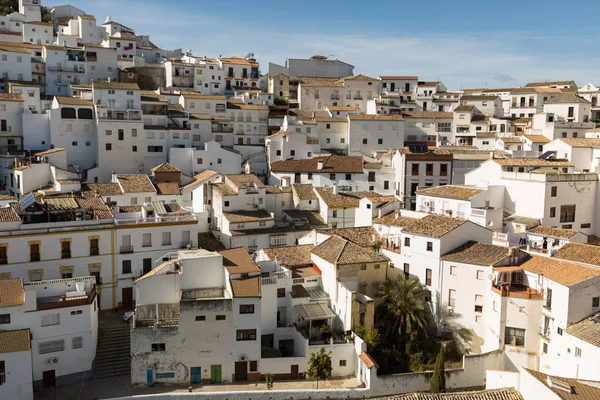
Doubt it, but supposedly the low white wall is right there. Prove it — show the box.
[485,370,520,391]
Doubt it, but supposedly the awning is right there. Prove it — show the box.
[494,266,522,272]
[295,302,336,321]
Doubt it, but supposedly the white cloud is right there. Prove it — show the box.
[66,0,600,88]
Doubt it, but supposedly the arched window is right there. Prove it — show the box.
[77,108,93,119]
[251,82,256,87]
[61,108,76,119]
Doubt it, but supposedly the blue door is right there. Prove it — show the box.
[191,367,201,384]
[146,369,153,387]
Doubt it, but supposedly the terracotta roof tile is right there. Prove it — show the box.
[272,156,364,174]
[292,184,317,200]
[230,276,261,297]
[520,256,600,287]
[75,196,114,219]
[528,225,580,239]
[155,182,181,195]
[565,311,600,347]
[402,111,453,119]
[227,103,268,111]
[261,245,315,268]
[553,243,600,266]
[373,387,523,399]
[225,174,265,189]
[525,80,575,87]
[348,114,403,121]
[181,170,220,191]
[559,138,600,148]
[492,158,573,167]
[0,279,24,307]
[0,207,21,222]
[213,182,236,196]
[325,226,381,247]
[283,210,326,227]
[380,76,418,80]
[223,210,273,223]
[417,185,485,200]
[358,352,377,369]
[454,105,475,112]
[402,214,469,238]
[522,135,550,143]
[219,247,260,274]
[441,241,510,266]
[93,82,140,90]
[81,183,123,196]
[180,92,226,100]
[151,162,181,173]
[55,95,96,105]
[197,232,225,251]
[327,105,356,111]
[312,235,388,265]
[524,368,600,400]
[0,329,31,353]
[117,175,156,193]
[0,93,24,102]
[373,212,418,227]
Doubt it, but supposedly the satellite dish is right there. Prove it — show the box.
[487,221,494,227]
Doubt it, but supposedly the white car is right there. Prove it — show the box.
[123,311,133,322]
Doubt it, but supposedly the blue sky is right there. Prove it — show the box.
[57,0,600,89]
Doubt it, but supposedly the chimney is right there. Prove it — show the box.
[333,182,338,195]
[107,77,111,83]
[317,159,324,170]
[489,151,494,159]
[378,208,382,218]
[111,170,117,183]
[281,178,287,188]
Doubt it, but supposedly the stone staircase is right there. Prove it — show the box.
[94,324,131,379]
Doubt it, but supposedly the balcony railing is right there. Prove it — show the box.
[120,245,134,254]
[492,284,543,300]
[90,247,99,256]
[30,253,40,262]
[331,94,340,100]
[61,251,71,259]
[97,113,142,121]
[36,286,96,311]
[540,327,551,341]
[48,66,85,73]
[0,257,6,265]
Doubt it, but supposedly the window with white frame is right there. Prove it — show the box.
[41,313,60,326]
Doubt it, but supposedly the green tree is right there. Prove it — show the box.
[379,275,430,340]
[264,372,274,390]
[307,347,332,389]
[433,297,474,356]
[430,347,446,393]
[0,1,50,21]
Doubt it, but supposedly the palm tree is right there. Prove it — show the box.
[379,275,431,339]
[433,295,474,356]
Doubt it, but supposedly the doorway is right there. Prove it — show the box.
[43,370,56,388]
[143,258,152,275]
[122,287,133,310]
[190,367,201,384]
[235,361,248,381]
[291,364,299,379]
[210,364,222,383]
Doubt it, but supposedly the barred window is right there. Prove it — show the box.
[72,336,83,349]
[39,339,65,354]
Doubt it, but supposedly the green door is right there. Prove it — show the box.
[210,364,222,383]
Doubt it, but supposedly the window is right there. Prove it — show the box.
[122,260,132,274]
[72,336,83,349]
[411,164,419,175]
[426,242,433,252]
[216,315,226,320]
[105,143,112,151]
[151,343,166,351]
[550,207,556,218]
[475,295,484,312]
[61,267,73,279]
[560,205,576,223]
[290,150,296,156]
[345,173,352,180]
[448,289,456,307]
[142,233,152,247]
[426,269,432,286]
[148,146,164,153]
[39,339,65,354]
[360,265,367,271]
[593,297,600,308]
[162,232,171,246]
[61,240,71,259]
[575,347,582,358]
[425,163,434,176]
[403,263,410,279]
[557,327,563,336]
[195,315,206,321]
[132,146,137,152]
[236,329,257,341]
[250,361,258,371]
[440,164,448,176]
[217,158,222,164]
[224,201,230,207]
[30,242,40,262]
[41,313,60,327]
[118,129,124,140]
[332,210,337,218]
[550,186,557,197]
[363,138,368,144]
[276,150,281,156]
[339,360,347,367]
[89,237,99,256]
[450,265,457,275]
[330,173,336,180]
[239,304,255,314]
[277,288,285,298]
[404,237,410,247]
[476,270,484,280]
[0,314,10,324]
[340,138,345,143]
[504,327,525,346]
[581,223,591,229]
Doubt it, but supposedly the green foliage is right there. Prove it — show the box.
[307,347,332,388]
[0,1,49,22]
[380,274,430,339]
[274,96,288,106]
[354,324,367,339]
[264,373,274,390]
[430,347,446,393]
[365,329,381,349]
[40,6,50,22]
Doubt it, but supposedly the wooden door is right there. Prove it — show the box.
[291,364,299,380]
[235,361,247,381]
[0,120,6,131]
[43,370,55,388]
[294,173,301,183]
[122,287,133,310]
[210,364,222,383]
[190,367,201,383]
[143,258,152,274]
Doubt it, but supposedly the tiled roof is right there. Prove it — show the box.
[213,182,236,196]
[476,132,496,139]
[348,114,403,121]
[119,205,142,213]
[358,352,377,369]
[151,162,181,173]
[227,103,268,111]
[511,87,564,94]
[553,243,600,266]
[522,135,550,143]
[155,182,181,195]
[265,185,283,194]
[325,226,381,247]
[528,225,580,239]
[0,43,30,54]
[35,147,66,156]
[82,183,123,196]
[292,184,317,200]
[559,138,600,148]
[454,105,475,112]
[520,256,600,287]
[54,96,94,106]
[373,212,418,227]
[504,215,540,229]
[499,137,523,144]
[402,214,469,238]
[92,82,140,90]
[342,74,379,81]
[461,94,500,101]
[565,311,600,346]
[313,188,358,208]
[117,175,156,193]
[271,156,364,174]
[416,185,485,200]
[225,173,266,189]
[544,93,590,104]
[380,76,418,80]
[75,196,114,219]
[312,235,388,265]
[0,329,31,353]
[230,276,261,297]
[181,170,220,191]
[372,387,523,400]
[223,210,273,223]
[418,81,440,87]
[283,210,326,227]
[298,77,344,87]
[0,279,24,307]
[492,158,573,167]
[402,111,453,119]
[525,80,575,87]
[189,113,211,120]
[327,105,356,111]
[0,93,24,102]
[219,57,258,66]
[197,232,225,251]
[219,247,260,274]
[181,92,226,99]
[0,207,21,222]
[441,241,510,266]
[525,368,600,400]
[261,245,316,267]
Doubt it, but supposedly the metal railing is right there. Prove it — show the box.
[61,251,71,259]
[471,208,486,217]
[120,245,134,254]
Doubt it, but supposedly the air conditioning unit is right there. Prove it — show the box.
[240,355,247,361]
[48,357,58,364]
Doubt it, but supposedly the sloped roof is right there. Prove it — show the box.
[524,368,600,400]
[151,162,181,173]
[519,256,600,287]
[528,225,580,239]
[558,138,600,148]
[117,175,156,193]
[525,80,575,87]
[553,243,600,266]
[219,247,260,274]
[372,387,523,400]
[565,311,600,347]
[0,278,24,307]
[270,156,364,174]
[292,184,317,200]
[230,276,260,297]
[223,210,273,223]
[312,235,388,265]
[402,214,469,238]
[543,92,590,104]
[325,226,381,247]
[416,185,485,200]
[0,329,31,353]
[261,244,315,267]
[373,212,418,228]
[441,241,510,266]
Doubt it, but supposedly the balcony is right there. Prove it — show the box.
[540,327,551,341]
[30,253,40,262]
[331,94,340,100]
[36,285,96,311]
[354,95,363,100]
[97,110,142,121]
[48,66,85,73]
[90,247,99,256]
[120,245,134,254]
[261,269,291,285]
[61,250,71,259]
[491,283,543,300]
